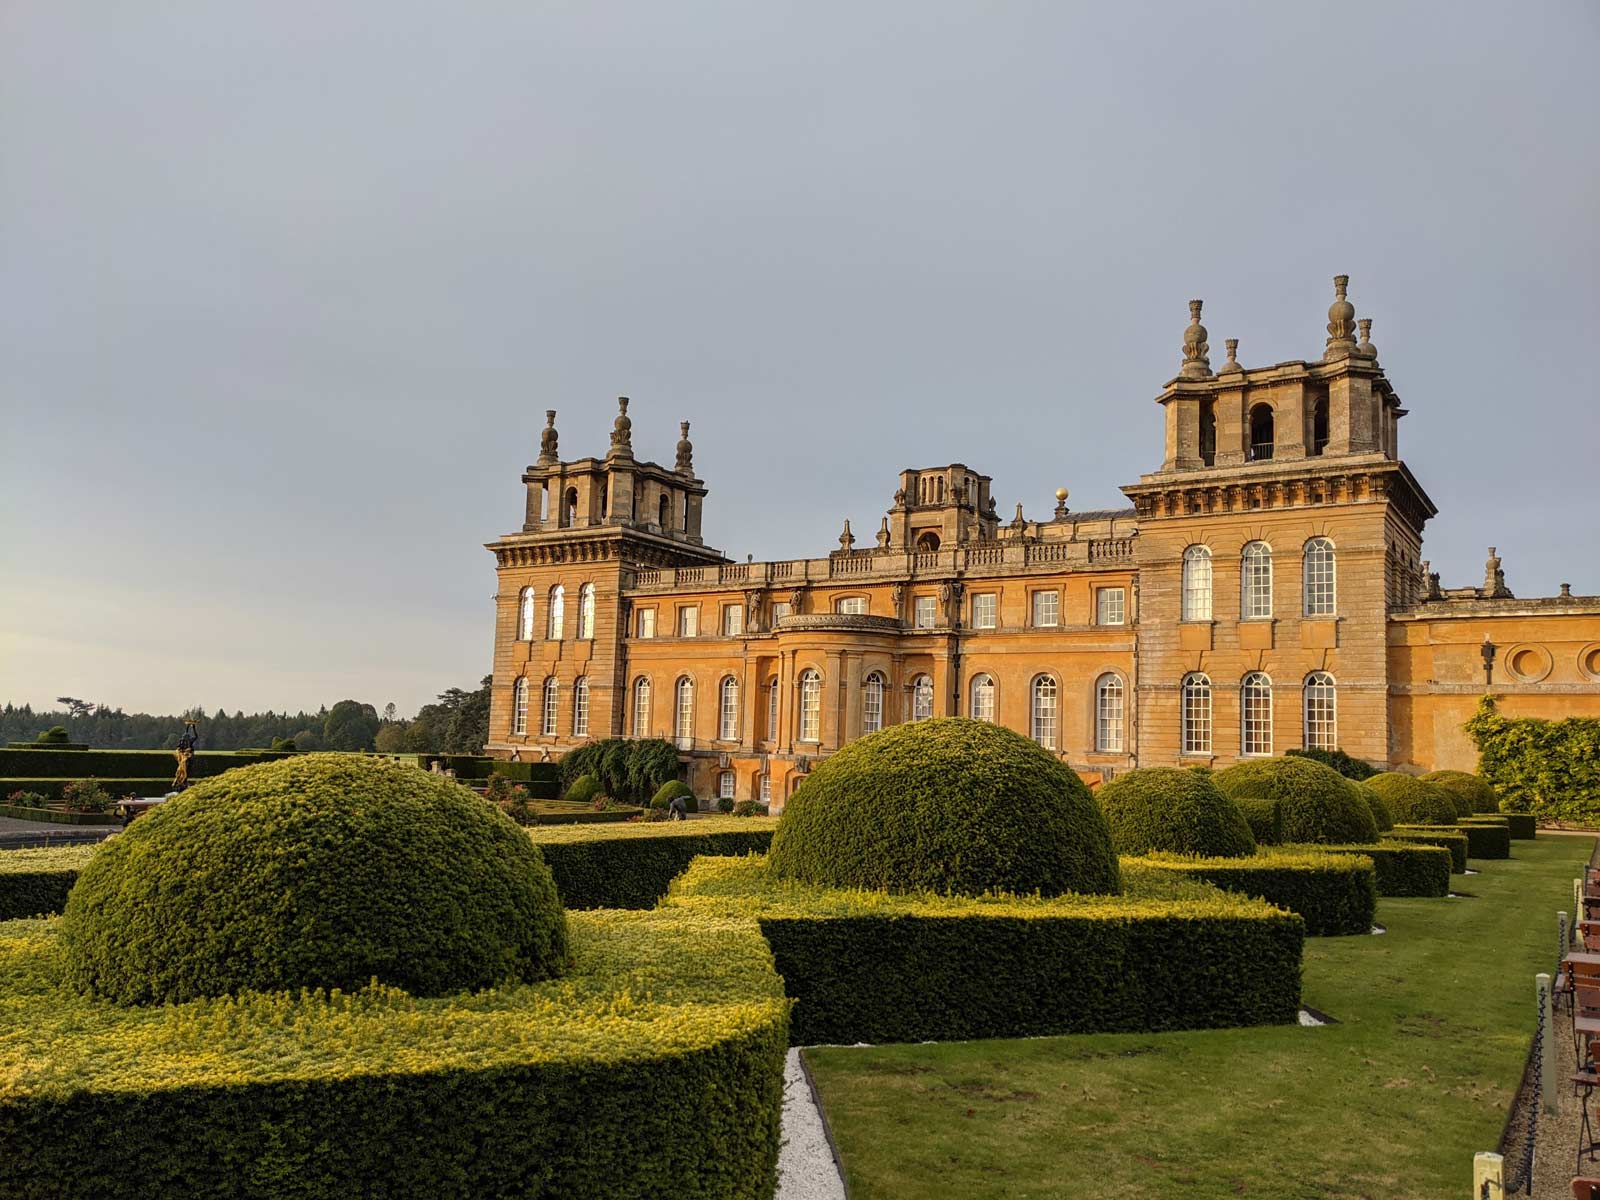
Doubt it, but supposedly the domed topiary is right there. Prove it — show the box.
[768,718,1119,897]
[1213,756,1379,845]
[1421,770,1498,816]
[1366,772,1457,826]
[61,754,567,1005]
[652,780,694,811]
[565,773,602,805]
[1097,767,1257,858]
[1359,784,1395,833]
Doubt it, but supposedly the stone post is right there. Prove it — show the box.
[1537,973,1558,1114]
[1561,911,1570,957]
[1471,1151,1503,1197]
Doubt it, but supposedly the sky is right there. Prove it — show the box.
[3,2,1597,718]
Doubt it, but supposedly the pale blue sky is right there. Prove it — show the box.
[3,2,1597,716]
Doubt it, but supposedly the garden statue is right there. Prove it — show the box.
[170,720,199,791]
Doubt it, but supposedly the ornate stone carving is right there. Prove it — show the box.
[876,517,891,549]
[675,420,694,475]
[538,410,559,464]
[1357,318,1377,361]
[1179,299,1212,379]
[609,396,633,457]
[838,520,855,552]
[1053,487,1070,520]
[1484,547,1512,598]
[1324,275,1358,361]
[1218,338,1243,375]
[789,589,804,613]
[746,590,762,632]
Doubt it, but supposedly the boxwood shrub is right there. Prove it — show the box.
[1358,785,1395,833]
[667,856,1303,1046]
[1097,767,1256,858]
[1285,842,1451,898]
[531,817,778,909]
[1395,820,1510,861]
[1212,757,1378,845]
[564,773,602,805]
[1422,769,1500,816]
[1501,813,1537,840]
[0,847,91,919]
[1128,850,1377,937]
[1384,828,1468,872]
[0,908,789,1200]
[1235,797,1282,845]
[1366,773,1458,826]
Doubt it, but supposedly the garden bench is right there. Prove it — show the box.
[1574,1178,1600,1200]
[1564,956,1600,1063]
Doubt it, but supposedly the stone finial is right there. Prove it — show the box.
[1561,582,1573,599]
[876,516,891,549]
[1054,487,1070,520]
[1484,546,1511,598]
[674,420,694,475]
[1179,299,1212,379]
[1324,274,1358,361]
[1010,502,1026,530]
[838,519,855,552]
[1218,338,1243,375]
[538,409,559,464]
[608,396,633,458]
[1357,318,1377,361]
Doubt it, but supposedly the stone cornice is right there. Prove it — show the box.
[1390,596,1600,621]
[486,526,727,570]
[1121,457,1436,530]
[774,614,903,634]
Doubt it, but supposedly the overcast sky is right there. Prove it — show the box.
[3,2,1597,718]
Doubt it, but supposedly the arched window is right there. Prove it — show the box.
[1241,672,1273,756]
[1241,541,1273,619]
[632,677,652,738]
[1199,399,1217,466]
[578,583,596,640]
[518,587,536,641]
[572,676,590,738]
[718,771,736,800]
[547,584,565,639]
[1248,404,1274,461]
[512,677,529,736]
[541,677,559,737]
[970,673,996,722]
[658,494,670,530]
[564,487,579,525]
[1303,538,1337,616]
[674,677,694,748]
[766,677,779,741]
[798,670,822,742]
[1031,676,1058,750]
[1311,396,1330,456]
[1095,674,1125,753]
[916,531,940,553]
[1182,546,1213,621]
[1304,672,1337,751]
[862,672,885,735]
[910,674,934,722]
[719,676,739,741]
[1181,673,1212,755]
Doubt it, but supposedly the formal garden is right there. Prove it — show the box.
[0,702,1590,1198]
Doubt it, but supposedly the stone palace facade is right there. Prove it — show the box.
[483,277,1600,804]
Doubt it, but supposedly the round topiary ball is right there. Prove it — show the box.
[652,780,694,810]
[1358,784,1395,833]
[61,754,568,1005]
[1421,770,1498,816]
[1366,772,1457,826]
[768,718,1120,897]
[1097,767,1257,858]
[565,773,602,805]
[1213,756,1379,845]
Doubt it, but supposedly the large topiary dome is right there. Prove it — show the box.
[1365,772,1458,826]
[1358,784,1395,832]
[62,755,568,1005]
[767,718,1120,897]
[1421,770,1498,816]
[1213,756,1379,845]
[1097,767,1257,858]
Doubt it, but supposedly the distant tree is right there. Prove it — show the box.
[291,727,323,752]
[374,724,408,753]
[322,701,380,752]
[382,702,398,725]
[55,697,95,719]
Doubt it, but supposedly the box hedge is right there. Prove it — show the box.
[1234,797,1283,846]
[0,800,124,824]
[531,817,778,909]
[1384,828,1468,872]
[1286,841,1452,898]
[1500,813,1537,840]
[1127,850,1377,937]
[1212,757,1378,845]
[666,855,1303,1046]
[0,847,90,919]
[0,908,789,1200]
[1366,773,1458,826]
[1,779,169,804]
[0,749,290,780]
[1395,820,1510,861]
[1097,767,1256,859]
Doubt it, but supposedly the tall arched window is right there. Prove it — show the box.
[766,677,779,741]
[798,670,822,742]
[1199,398,1217,466]
[1311,396,1330,456]
[719,676,739,741]
[1241,541,1273,619]
[1095,674,1125,753]
[862,672,885,734]
[547,584,565,639]
[1303,538,1337,616]
[563,487,579,525]
[1182,546,1213,621]
[512,677,529,736]
[541,677,559,737]
[1181,673,1212,755]
[632,677,652,738]
[1248,404,1274,461]
[674,677,694,748]
[970,674,996,722]
[1303,672,1336,751]
[658,494,670,529]
[518,587,536,641]
[1031,676,1058,750]
[910,674,934,722]
[578,583,596,640]
[572,676,590,738]
[1241,672,1273,756]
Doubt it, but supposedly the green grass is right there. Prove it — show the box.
[804,832,1589,1200]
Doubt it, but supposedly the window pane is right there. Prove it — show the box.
[1182,547,1212,621]
[766,679,779,741]
[914,596,938,628]
[548,586,565,639]
[1304,539,1337,616]
[1032,591,1059,627]
[771,602,791,625]
[541,679,558,736]
[718,771,735,799]
[973,593,997,629]
[760,775,771,803]
[632,679,651,737]
[572,678,589,737]
[1241,543,1273,619]
[578,584,596,639]
[519,589,536,641]
[720,677,739,740]
[1182,674,1212,754]
[723,604,743,636]
[678,607,698,637]
[1096,675,1124,752]
[637,608,655,638]
[911,675,933,721]
[799,671,821,741]
[1242,673,1273,756]
[512,678,528,735]
[1096,588,1125,626]
[971,675,995,722]
[1031,677,1057,749]
[863,673,884,734]
[836,597,867,615]
[1304,673,1337,750]
[675,679,694,747]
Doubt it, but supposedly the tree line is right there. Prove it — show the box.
[1,677,491,755]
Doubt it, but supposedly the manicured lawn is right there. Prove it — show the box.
[804,834,1589,1200]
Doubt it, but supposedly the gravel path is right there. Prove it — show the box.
[777,1049,847,1200]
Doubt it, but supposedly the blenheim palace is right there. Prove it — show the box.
[484,277,1600,804]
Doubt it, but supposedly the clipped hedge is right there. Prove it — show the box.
[1287,841,1452,898]
[1466,694,1600,824]
[564,774,603,805]
[0,847,89,919]
[0,748,290,781]
[1395,820,1510,861]
[531,817,778,909]
[1502,813,1537,840]
[1422,769,1499,816]
[1366,773,1458,827]
[1359,785,1395,833]
[1128,851,1376,937]
[1384,828,1468,872]
[1285,746,1379,781]
[0,908,789,1200]
[1235,797,1283,846]
[0,802,123,825]
[1097,768,1256,859]
[667,856,1303,1046]
[1213,757,1378,845]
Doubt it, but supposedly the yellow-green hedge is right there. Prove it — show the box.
[1395,821,1509,861]
[1125,850,1376,936]
[1385,827,1469,872]
[0,847,93,920]
[531,817,778,909]
[1286,841,1452,898]
[0,908,789,1200]
[665,856,1303,1046]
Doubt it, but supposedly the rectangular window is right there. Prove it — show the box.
[1096,588,1125,626]
[637,608,656,639]
[972,593,997,629]
[1031,590,1059,628]
[572,682,589,738]
[914,596,938,628]
[718,771,736,800]
[770,601,791,625]
[722,604,743,636]
[836,596,867,615]
[760,775,771,804]
[677,607,698,638]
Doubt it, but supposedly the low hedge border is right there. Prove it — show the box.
[0,805,122,826]
[1499,813,1537,840]
[666,856,1304,1046]
[1127,851,1377,937]
[2,780,172,804]
[1384,828,1468,872]
[1396,821,1511,861]
[0,749,289,780]
[531,817,779,908]
[1287,841,1453,898]
[1233,797,1282,846]
[0,908,789,1200]
[0,848,91,919]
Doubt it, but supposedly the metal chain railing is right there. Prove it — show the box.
[1502,996,1542,1195]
